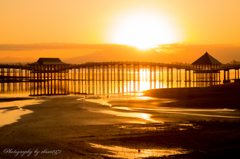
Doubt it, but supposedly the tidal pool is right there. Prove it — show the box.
[0,98,44,127]
[80,93,240,123]
[90,143,189,159]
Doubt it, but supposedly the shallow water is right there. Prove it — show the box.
[82,93,240,123]
[90,143,189,159]
[0,97,44,127]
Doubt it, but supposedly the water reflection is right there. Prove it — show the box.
[0,99,44,127]
[91,110,156,123]
[80,93,240,123]
[90,143,189,159]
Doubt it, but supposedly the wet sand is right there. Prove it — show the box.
[144,82,240,109]
[0,96,164,158]
[0,83,240,158]
[0,97,34,102]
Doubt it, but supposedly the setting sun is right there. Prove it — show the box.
[108,11,182,50]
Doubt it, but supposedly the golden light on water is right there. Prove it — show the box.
[108,11,182,50]
[139,68,150,91]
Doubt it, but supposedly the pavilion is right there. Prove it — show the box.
[29,58,69,96]
[192,52,222,86]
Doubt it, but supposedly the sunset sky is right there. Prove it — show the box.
[0,0,240,63]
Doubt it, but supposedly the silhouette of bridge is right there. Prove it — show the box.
[1,53,240,95]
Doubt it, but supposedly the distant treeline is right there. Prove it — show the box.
[227,60,240,64]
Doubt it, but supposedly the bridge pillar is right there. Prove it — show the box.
[138,64,140,91]
[122,64,125,93]
[223,69,230,83]
[162,66,164,88]
[150,65,152,89]
[107,65,109,94]
[133,64,136,92]
[118,64,120,93]
[189,70,191,87]
[171,67,173,88]
[154,65,156,89]
[167,67,169,88]
[126,64,129,93]
[114,64,116,93]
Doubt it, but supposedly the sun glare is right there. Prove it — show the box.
[108,11,181,50]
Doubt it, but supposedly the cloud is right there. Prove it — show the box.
[0,43,240,64]
[0,43,135,51]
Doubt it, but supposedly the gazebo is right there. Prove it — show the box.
[28,58,69,96]
[192,52,222,86]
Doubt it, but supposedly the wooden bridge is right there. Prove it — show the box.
[1,54,240,95]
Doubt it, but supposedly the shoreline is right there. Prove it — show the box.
[0,97,34,102]
[0,85,240,158]
[144,82,240,109]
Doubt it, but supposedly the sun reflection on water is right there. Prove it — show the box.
[0,99,44,127]
[90,143,189,159]
[90,110,157,123]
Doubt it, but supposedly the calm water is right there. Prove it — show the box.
[0,70,239,126]
[1,75,240,158]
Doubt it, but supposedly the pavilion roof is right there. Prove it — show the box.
[191,52,222,65]
[29,58,69,65]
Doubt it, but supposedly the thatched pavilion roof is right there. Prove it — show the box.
[192,52,222,65]
[30,58,69,65]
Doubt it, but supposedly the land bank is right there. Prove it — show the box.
[0,83,240,158]
[144,82,240,109]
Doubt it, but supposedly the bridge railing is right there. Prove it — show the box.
[2,62,240,71]
[221,64,240,70]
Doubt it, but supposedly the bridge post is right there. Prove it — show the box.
[47,65,49,94]
[138,64,140,91]
[228,70,230,82]
[235,69,237,80]
[43,67,46,95]
[122,64,124,93]
[158,66,160,88]
[176,68,178,88]
[133,64,135,92]
[84,67,86,94]
[189,70,191,87]
[96,66,99,94]
[224,70,226,82]
[128,64,132,92]
[113,64,115,93]
[107,64,109,94]
[118,64,120,93]
[154,65,156,89]
[171,67,173,88]
[92,66,95,94]
[111,65,113,94]
[150,65,152,89]
[78,67,80,94]
[167,67,169,88]
[89,66,91,94]
[162,66,164,88]
[185,69,187,87]
[238,69,239,79]
[81,67,83,94]
[102,65,104,94]
[126,64,128,93]
[180,68,182,87]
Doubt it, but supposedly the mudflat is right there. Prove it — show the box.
[144,82,240,109]
[0,83,240,158]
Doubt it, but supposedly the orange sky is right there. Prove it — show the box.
[0,0,240,62]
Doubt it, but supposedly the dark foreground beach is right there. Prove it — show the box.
[144,82,240,109]
[0,83,240,158]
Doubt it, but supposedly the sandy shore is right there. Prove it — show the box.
[0,95,159,158]
[0,97,34,102]
[144,82,240,109]
[0,83,240,158]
